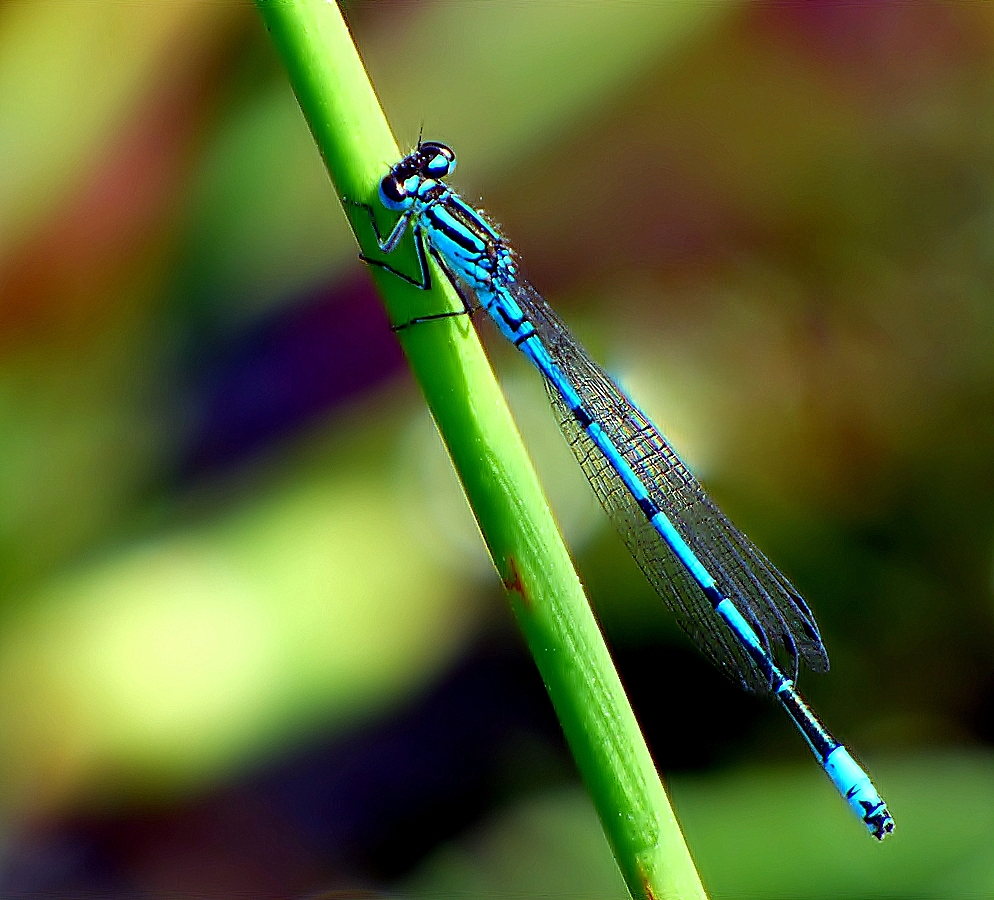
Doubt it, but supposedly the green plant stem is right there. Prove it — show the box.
[255,3,707,897]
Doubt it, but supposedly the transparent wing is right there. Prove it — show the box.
[508,278,829,693]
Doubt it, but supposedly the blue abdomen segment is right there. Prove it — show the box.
[717,601,894,839]
[714,597,769,660]
[825,747,895,840]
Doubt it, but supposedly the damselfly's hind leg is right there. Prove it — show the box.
[428,244,477,316]
[391,248,477,332]
[342,197,475,331]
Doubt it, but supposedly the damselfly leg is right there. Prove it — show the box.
[346,196,475,331]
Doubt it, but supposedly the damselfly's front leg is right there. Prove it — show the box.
[343,198,430,289]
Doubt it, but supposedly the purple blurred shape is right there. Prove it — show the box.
[180,272,407,477]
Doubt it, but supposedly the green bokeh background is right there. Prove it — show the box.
[1,2,993,897]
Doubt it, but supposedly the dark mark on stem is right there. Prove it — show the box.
[503,555,529,607]
[639,863,658,900]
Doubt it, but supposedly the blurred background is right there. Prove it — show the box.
[1,1,993,897]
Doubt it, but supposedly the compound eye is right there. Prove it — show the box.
[421,142,456,178]
[379,174,409,210]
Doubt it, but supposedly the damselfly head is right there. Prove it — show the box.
[418,141,456,179]
[380,142,456,210]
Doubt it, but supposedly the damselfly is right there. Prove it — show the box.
[349,140,894,840]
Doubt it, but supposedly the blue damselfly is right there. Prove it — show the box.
[349,141,894,840]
